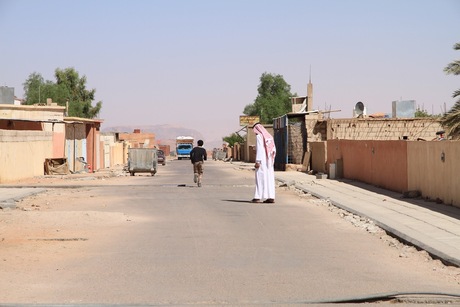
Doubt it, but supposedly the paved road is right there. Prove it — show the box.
[272,168,460,268]
[0,162,460,267]
[1,160,460,305]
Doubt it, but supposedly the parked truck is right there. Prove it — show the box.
[176,136,194,160]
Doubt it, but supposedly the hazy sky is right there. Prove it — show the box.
[1,0,459,141]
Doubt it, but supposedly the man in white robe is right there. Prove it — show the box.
[252,123,276,203]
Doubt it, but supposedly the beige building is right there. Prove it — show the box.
[0,104,66,182]
[0,104,102,183]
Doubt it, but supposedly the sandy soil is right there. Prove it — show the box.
[0,166,136,294]
[0,187,131,281]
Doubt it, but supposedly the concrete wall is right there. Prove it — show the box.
[327,139,460,208]
[327,140,408,193]
[310,141,327,173]
[407,141,460,207]
[0,104,65,121]
[0,119,65,158]
[52,129,65,158]
[0,104,66,182]
[370,141,408,192]
[110,142,125,166]
[0,130,53,183]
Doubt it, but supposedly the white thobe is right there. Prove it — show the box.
[254,134,275,200]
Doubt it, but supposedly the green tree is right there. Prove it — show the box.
[23,67,102,119]
[415,107,440,118]
[243,72,293,124]
[223,133,244,147]
[22,72,54,105]
[415,108,430,117]
[55,67,102,118]
[440,42,460,138]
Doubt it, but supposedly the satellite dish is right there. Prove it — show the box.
[353,101,366,118]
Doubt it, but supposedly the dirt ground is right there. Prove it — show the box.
[0,167,132,287]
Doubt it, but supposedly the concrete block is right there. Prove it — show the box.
[316,173,328,179]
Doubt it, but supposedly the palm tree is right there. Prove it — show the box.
[440,43,460,139]
[444,43,460,75]
[440,101,460,138]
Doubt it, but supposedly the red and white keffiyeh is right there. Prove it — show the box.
[253,123,276,160]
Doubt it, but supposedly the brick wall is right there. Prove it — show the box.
[326,118,442,141]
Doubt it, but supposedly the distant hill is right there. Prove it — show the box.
[102,124,224,149]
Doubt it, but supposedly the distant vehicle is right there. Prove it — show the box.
[176,136,194,160]
[157,149,166,165]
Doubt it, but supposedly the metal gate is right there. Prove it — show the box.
[273,115,288,171]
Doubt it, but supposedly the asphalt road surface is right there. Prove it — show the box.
[1,159,460,305]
